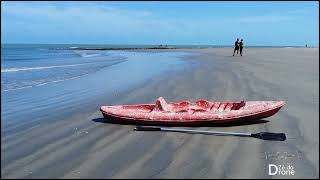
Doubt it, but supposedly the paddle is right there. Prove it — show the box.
[134,126,286,141]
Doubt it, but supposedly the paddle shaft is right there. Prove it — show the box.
[161,127,252,136]
[134,126,286,141]
[135,126,252,137]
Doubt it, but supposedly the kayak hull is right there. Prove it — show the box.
[100,97,285,126]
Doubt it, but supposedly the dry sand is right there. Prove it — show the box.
[1,48,319,178]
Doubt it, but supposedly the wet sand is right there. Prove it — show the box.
[1,48,319,178]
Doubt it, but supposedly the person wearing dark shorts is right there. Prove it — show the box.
[233,38,239,56]
[239,39,244,56]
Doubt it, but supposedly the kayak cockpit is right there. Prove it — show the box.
[112,97,247,113]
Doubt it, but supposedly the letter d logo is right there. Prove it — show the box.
[268,164,278,175]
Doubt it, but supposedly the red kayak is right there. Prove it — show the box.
[100,97,285,126]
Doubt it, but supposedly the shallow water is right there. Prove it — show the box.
[1,45,193,136]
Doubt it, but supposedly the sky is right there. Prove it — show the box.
[1,1,319,46]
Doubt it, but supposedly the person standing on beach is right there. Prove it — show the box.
[233,38,239,56]
[239,39,244,56]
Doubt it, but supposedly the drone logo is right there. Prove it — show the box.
[268,164,295,176]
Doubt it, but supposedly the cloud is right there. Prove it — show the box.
[2,2,156,34]
[236,15,294,23]
[2,2,214,43]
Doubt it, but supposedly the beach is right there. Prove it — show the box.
[1,47,319,178]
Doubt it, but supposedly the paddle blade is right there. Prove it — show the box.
[251,132,286,141]
[134,126,161,131]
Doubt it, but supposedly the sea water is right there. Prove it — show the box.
[1,44,193,136]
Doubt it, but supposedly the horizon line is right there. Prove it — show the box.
[1,43,317,47]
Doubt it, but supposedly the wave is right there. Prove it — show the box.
[79,53,101,58]
[72,50,102,58]
[2,59,127,92]
[2,75,85,92]
[69,46,78,49]
[1,62,96,73]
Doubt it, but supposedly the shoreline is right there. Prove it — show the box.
[70,47,178,50]
[1,48,319,178]
[65,47,319,51]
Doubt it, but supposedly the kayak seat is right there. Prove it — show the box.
[231,101,246,110]
[210,101,246,111]
[196,99,212,110]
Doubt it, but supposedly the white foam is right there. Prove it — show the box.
[79,53,101,58]
[1,62,96,73]
[2,75,85,92]
[73,50,102,58]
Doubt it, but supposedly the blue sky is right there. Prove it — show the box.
[1,1,319,46]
